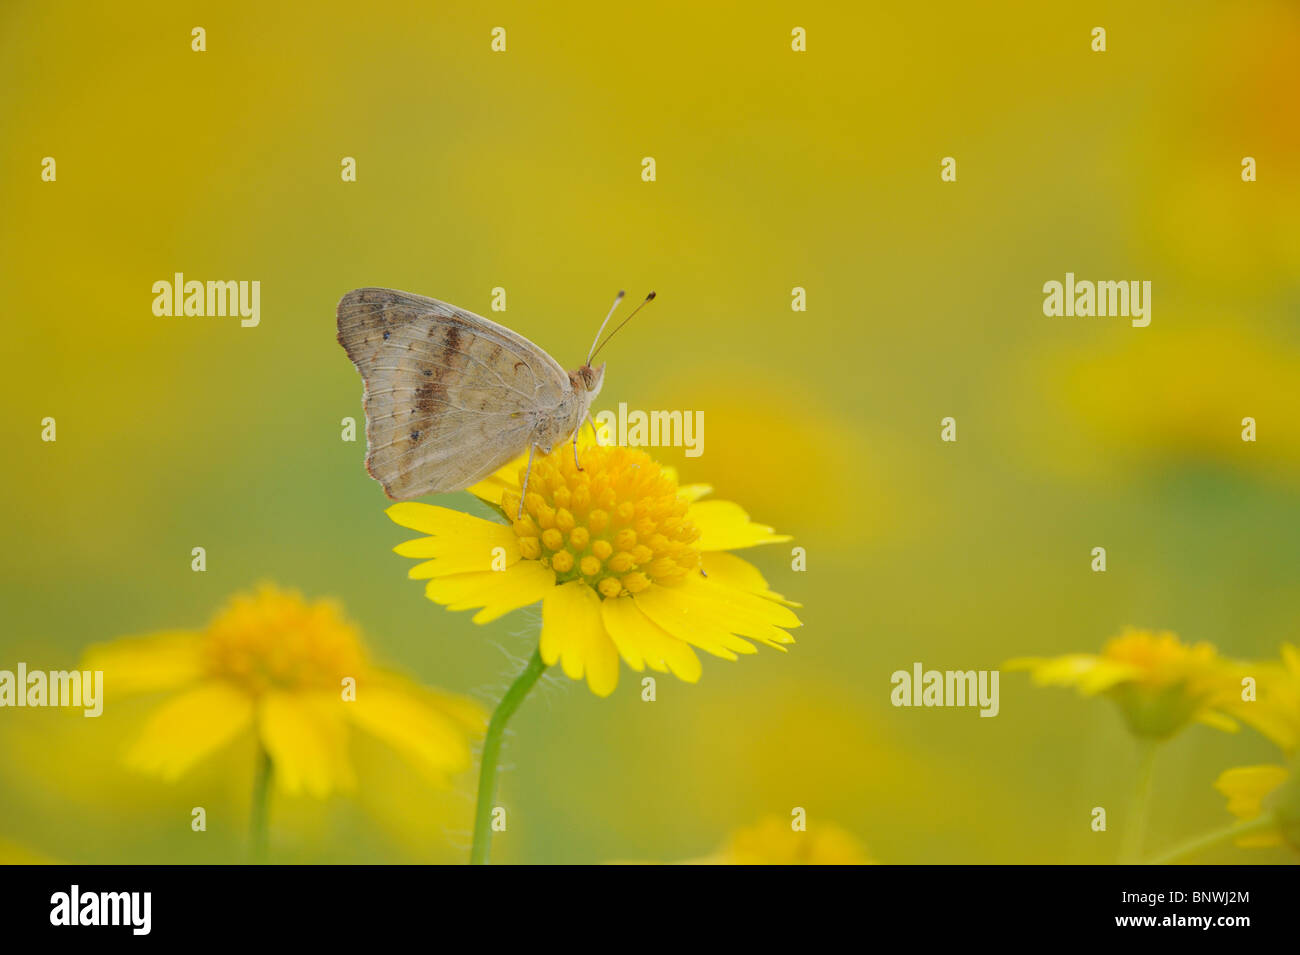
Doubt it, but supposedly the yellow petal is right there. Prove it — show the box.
[346,677,483,784]
[688,499,792,551]
[82,630,204,698]
[257,690,355,798]
[467,468,522,507]
[1233,704,1300,752]
[126,680,254,781]
[701,551,801,606]
[388,508,521,578]
[424,560,555,623]
[1281,642,1300,675]
[1074,659,1145,695]
[1195,710,1240,733]
[1214,764,1290,820]
[600,595,702,683]
[677,483,713,503]
[1004,654,1139,696]
[695,572,801,640]
[633,581,767,660]
[540,580,620,696]
[392,505,499,538]
[652,574,800,652]
[1230,657,1300,751]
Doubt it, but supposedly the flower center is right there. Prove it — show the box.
[503,445,700,598]
[200,587,367,693]
[1103,630,1221,688]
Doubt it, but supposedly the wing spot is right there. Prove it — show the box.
[414,379,446,416]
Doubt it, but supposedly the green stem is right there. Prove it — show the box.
[1145,814,1277,864]
[250,745,272,864]
[471,648,549,865]
[1120,740,1159,863]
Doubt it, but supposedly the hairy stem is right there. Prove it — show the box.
[471,647,549,865]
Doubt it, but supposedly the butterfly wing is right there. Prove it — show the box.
[337,287,572,500]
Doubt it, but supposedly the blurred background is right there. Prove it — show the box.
[1,0,1297,863]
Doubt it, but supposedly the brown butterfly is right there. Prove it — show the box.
[336,287,653,515]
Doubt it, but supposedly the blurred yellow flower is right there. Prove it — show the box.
[1137,5,1300,287]
[1058,327,1300,474]
[82,584,484,797]
[1229,643,1300,754]
[387,434,800,696]
[1007,628,1243,739]
[690,816,872,865]
[1213,765,1299,851]
[653,369,898,547]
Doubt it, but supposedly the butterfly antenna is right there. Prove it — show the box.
[590,291,655,362]
[586,290,625,365]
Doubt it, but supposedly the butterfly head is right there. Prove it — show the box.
[573,362,605,400]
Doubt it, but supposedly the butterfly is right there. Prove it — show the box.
[336,287,653,516]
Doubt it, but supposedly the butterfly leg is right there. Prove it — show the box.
[573,409,602,471]
[518,444,537,520]
[572,409,600,472]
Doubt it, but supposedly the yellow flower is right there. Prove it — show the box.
[1007,628,1243,738]
[82,584,484,797]
[1214,765,1300,850]
[387,436,800,696]
[1229,643,1300,754]
[691,816,872,865]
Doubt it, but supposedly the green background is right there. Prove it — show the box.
[2,0,1297,863]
